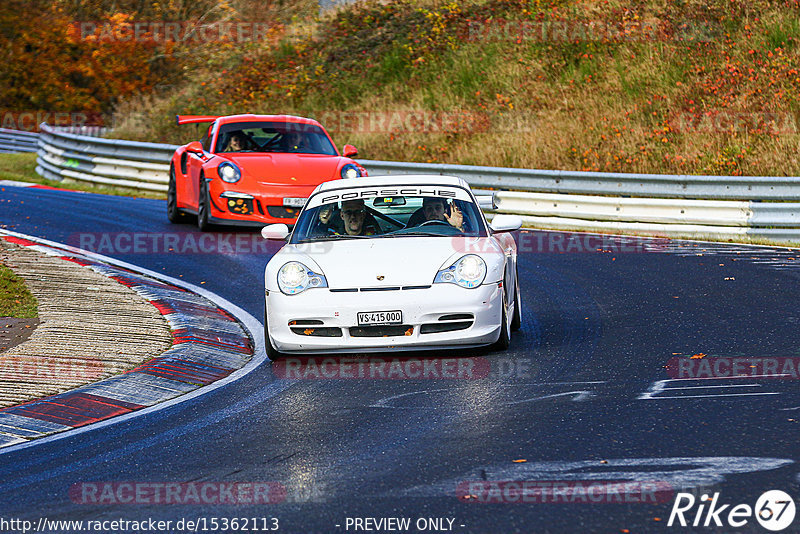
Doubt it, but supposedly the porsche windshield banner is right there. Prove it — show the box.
[307,185,473,208]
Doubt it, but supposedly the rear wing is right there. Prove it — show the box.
[175,115,219,126]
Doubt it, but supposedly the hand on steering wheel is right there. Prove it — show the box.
[419,219,451,227]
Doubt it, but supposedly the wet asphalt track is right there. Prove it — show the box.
[0,185,799,534]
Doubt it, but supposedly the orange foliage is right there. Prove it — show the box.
[1,1,173,115]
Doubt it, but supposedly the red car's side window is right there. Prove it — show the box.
[201,124,214,152]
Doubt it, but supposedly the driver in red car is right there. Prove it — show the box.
[283,131,308,153]
[223,132,248,152]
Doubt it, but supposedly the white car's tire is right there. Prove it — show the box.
[492,282,511,351]
[511,267,521,332]
[264,303,286,361]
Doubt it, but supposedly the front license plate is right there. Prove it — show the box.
[283,197,306,207]
[357,310,402,326]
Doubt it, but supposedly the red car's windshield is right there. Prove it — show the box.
[214,121,337,155]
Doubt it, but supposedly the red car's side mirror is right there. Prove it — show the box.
[187,141,204,154]
[342,144,358,158]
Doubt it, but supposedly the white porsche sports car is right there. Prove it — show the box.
[260,175,522,360]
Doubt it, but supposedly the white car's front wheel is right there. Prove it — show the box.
[511,267,521,331]
[492,281,511,351]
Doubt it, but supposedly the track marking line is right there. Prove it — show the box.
[645,393,781,400]
[370,382,605,408]
[662,384,762,390]
[639,376,786,400]
[506,390,594,405]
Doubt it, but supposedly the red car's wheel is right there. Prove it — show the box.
[197,176,211,232]
[167,164,187,223]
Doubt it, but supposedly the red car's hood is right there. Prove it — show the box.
[217,153,345,185]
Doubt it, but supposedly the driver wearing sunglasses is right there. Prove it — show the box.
[339,199,379,236]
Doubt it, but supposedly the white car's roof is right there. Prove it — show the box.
[315,174,470,193]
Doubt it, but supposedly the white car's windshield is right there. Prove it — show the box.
[291,193,487,243]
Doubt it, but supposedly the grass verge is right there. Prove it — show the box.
[0,262,37,318]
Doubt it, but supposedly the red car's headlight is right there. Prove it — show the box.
[218,162,241,183]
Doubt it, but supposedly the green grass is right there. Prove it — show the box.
[0,263,37,318]
[764,18,800,50]
[0,153,166,199]
[0,153,37,182]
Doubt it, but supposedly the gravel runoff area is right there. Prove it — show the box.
[0,238,172,408]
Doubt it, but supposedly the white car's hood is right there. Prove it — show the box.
[279,236,502,289]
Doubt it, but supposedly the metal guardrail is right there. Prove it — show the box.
[0,128,39,154]
[36,123,177,192]
[50,125,108,137]
[360,161,800,242]
[361,159,800,201]
[25,124,800,244]
[1,127,108,154]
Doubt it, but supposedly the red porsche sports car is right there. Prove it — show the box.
[167,114,367,230]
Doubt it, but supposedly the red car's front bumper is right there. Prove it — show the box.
[207,181,320,226]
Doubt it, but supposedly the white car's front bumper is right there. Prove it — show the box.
[265,282,503,353]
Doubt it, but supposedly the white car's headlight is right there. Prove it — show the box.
[278,261,328,295]
[434,254,487,289]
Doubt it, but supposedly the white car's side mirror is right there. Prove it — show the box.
[261,224,290,240]
[490,214,523,233]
